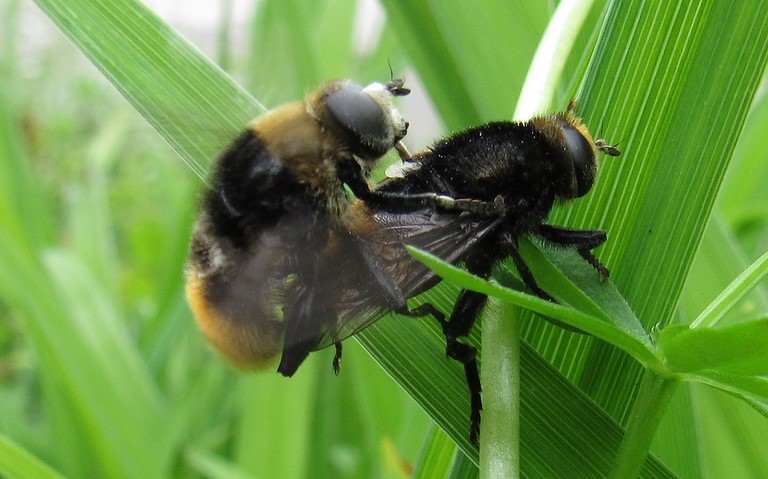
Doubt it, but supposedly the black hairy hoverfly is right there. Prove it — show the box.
[361,100,621,443]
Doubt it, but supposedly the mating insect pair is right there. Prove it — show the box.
[185,78,620,444]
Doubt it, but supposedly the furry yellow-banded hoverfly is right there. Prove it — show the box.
[185,78,467,375]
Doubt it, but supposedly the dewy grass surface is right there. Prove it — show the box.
[1,0,766,478]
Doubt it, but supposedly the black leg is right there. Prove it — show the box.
[577,249,610,281]
[536,224,610,280]
[439,248,510,445]
[404,295,485,445]
[443,290,489,446]
[536,224,607,249]
[405,302,443,322]
[508,240,555,301]
[446,339,482,445]
[333,342,342,375]
[444,290,488,339]
[507,238,587,333]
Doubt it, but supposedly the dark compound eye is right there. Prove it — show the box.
[325,84,391,156]
[561,124,596,197]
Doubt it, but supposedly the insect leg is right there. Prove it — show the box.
[507,236,587,333]
[536,224,609,280]
[508,239,555,302]
[443,242,508,445]
[445,291,487,445]
[342,159,499,215]
[394,141,413,161]
[362,190,505,217]
[407,299,484,446]
[435,194,507,217]
[333,342,342,375]
[413,246,501,445]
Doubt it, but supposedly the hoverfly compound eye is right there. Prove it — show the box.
[562,124,597,198]
[324,82,408,159]
[325,83,386,140]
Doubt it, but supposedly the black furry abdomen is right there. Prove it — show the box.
[203,131,319,249]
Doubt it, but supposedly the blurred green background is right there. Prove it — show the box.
[0,2,438,478]
[1,0,767,478]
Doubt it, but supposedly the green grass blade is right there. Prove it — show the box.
[516,0,600,118]
[689,371,768,407]
[355,307,675,477]
[690,385,768,478]
[581,0,768,332]
[690,249,768,328]
[661,320,768,376]
[380,0,768,476]
[665,216,768,476]
[544,0,768,421]
[245,0,361,104]
[447,451,480,479]
[412,426,459,479]
[380,0,551,130]
[0,88,170,478]
[406,246,656,366]
[186,448,258,479]
[0,434,66,479]
[679,217,768,327]
[26,0,768,477]
[478,297,521,477]
[33,0,263,181]
[718,79,768,254]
